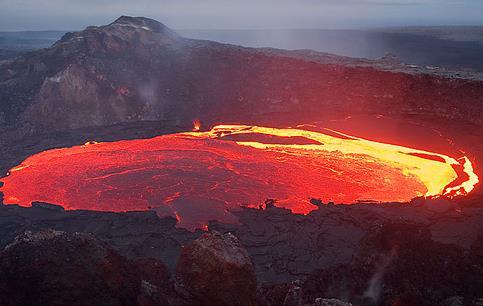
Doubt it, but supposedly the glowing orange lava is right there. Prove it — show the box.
[0,125,478,229]
[192,119,201,132]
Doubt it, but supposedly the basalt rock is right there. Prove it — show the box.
[0,229,175,306]
[258,283,296,306]
[175,231,259,306]
[282,285,304,306]
[0,197,482,305]
[439,296,464,306]
[302,221,483,306]
[315,298,352,306]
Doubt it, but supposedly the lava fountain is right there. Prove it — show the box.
[0,124,478,229]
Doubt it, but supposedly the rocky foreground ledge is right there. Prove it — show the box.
[0,229,356,306]
[1,196,483,305]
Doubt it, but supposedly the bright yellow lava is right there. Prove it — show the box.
[186,124,479,197]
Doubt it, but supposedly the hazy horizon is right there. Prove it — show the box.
[3,25,483,33]
[1,0,483,31]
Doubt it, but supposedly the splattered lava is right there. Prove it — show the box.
[0,124,478,229]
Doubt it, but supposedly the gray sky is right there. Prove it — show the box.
[0,0,482,31]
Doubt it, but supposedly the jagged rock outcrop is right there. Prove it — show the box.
[0,229,175,306]
[175,231,259,306]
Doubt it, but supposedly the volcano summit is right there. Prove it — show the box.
[1,16,483,134]
[1,15,482,226]
[0,16,482,306]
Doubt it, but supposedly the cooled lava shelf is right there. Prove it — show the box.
[0,124,478,230]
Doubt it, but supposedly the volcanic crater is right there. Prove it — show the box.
[0,123,479,229]
[0,16,481,230]
[0,16,483,305]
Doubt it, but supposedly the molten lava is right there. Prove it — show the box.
[0,125,478,229]
[192,119,201,132]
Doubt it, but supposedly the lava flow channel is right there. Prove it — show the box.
[0,125,478,229]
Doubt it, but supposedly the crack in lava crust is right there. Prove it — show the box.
[0,124,479,230]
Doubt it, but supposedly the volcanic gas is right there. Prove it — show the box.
[0,124,478,229]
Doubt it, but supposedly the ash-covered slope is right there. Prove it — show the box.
[1,16,483,134]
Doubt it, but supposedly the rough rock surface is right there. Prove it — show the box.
[210,197,483,283]
[0,229,175,306]
[1,196,483,285]
[175,231,258,306]
[1,16,483,136]
[282,285,304,306]
[302,222,483,306]
[315,298,352,306]
[0,203,201,270]
[0,197,482,305]
[439,296,465,306]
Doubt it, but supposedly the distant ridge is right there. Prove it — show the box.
[0,16,482,135]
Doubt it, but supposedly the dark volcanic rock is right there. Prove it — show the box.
[1,196,482,286]
[315,298,352,306]
[0,229,175,306]
[175,231,259,306]
[131,257,178,306]
[0,204,202,271]
[302,221,483,306]
[1,16,483,135]
[282,285,304,306]
[258,283,296,306]
[0,199,481,305]
[439,296,464,306]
